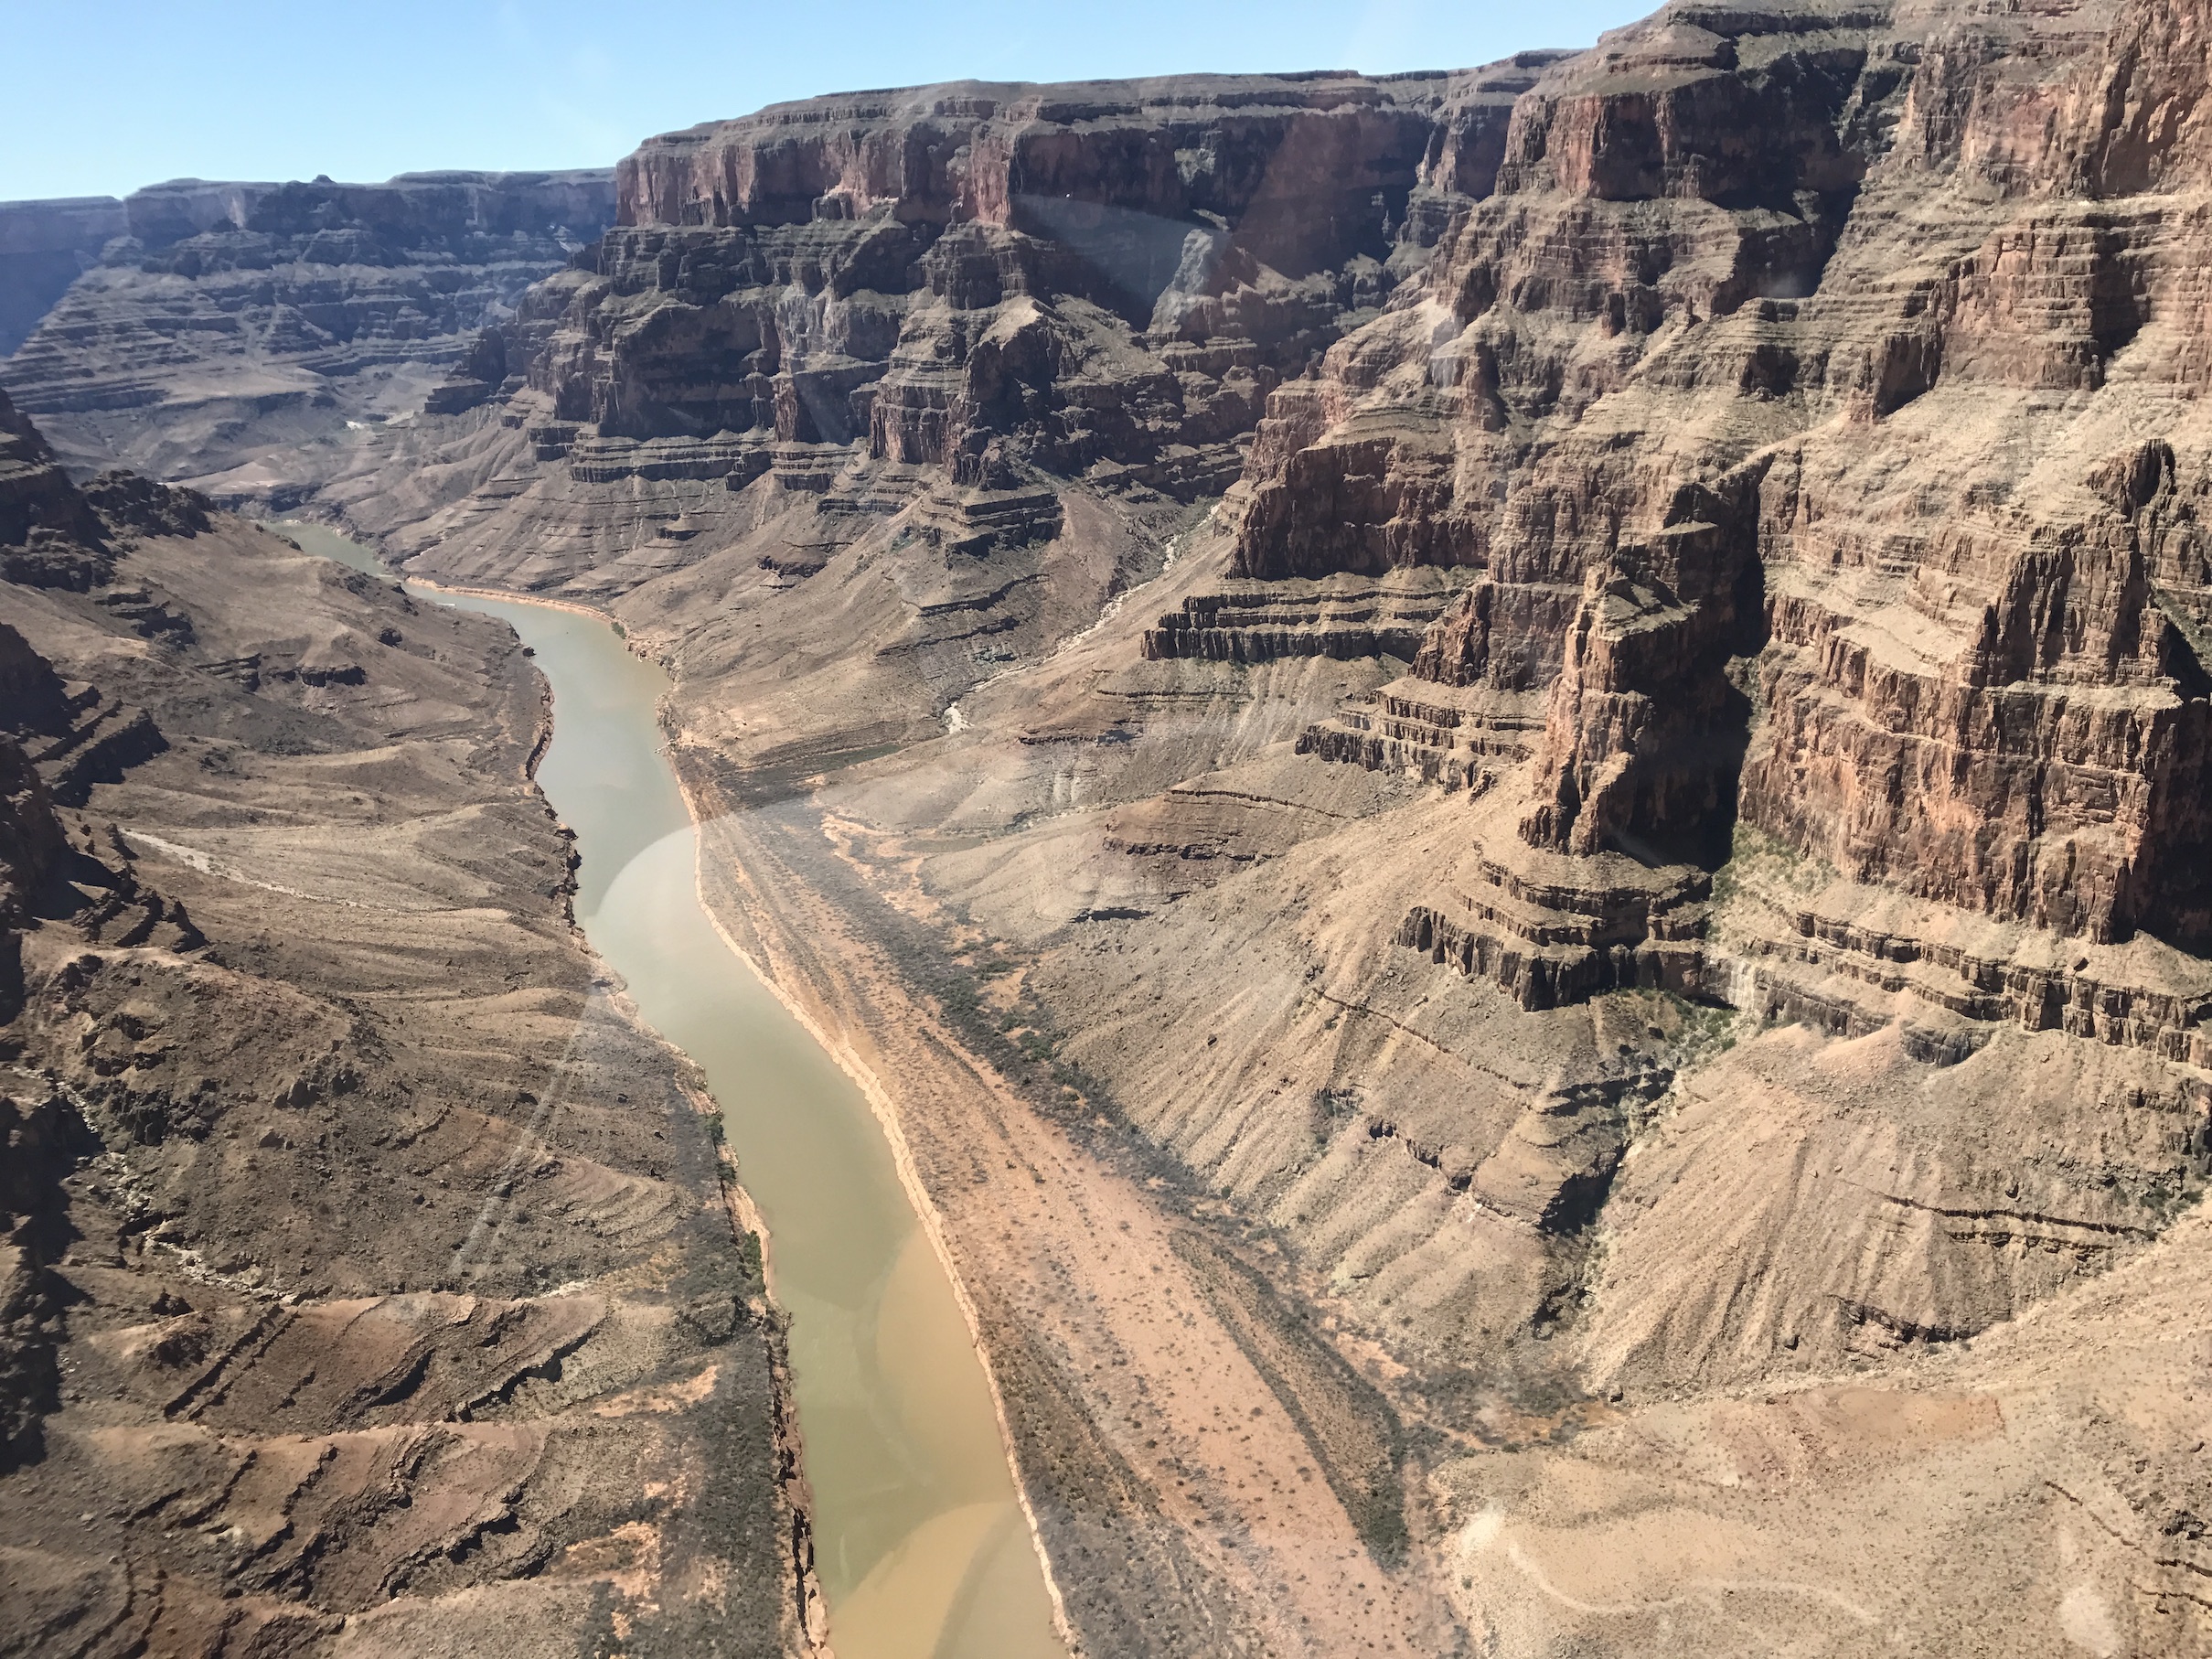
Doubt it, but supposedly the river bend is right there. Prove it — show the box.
[283,522,1064,1659]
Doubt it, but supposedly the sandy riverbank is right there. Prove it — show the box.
[670,765,1079,1655]
[675,786,1461,1658]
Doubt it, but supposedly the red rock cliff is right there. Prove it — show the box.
[1223,0,2212,951]
[515,68,1557,498]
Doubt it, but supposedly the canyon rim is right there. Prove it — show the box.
[5,0,2212,1654]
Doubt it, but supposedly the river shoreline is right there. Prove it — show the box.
[406,561,1073,1647]
[667,762,1080,1654]
[389,555,1070,1658]
[393,560,837,1656]
[669,790,1462,1657]
[306,530,1437,1658]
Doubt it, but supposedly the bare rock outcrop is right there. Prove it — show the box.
[522,71,1514,487]
[0,171,616,498]
[0,196,125,359]
[767,5,2212,1651]
[1222,0,2212,954]
[14,3,2212,1654]
[0,385,112,588]
[0,404,810,1657]
[313,65,1571,790]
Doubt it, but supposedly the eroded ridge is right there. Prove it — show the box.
[0,395,814,1657]
[8,0,2212,1654]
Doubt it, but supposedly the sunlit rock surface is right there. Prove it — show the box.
[2,172,615,502]
[6,1,2212,1653]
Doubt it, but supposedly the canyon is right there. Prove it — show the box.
[2,170,615,505]
[0,391,806,1655]
[5,0,2212,1654]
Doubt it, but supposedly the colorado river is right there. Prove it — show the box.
[282,523,1064,1659]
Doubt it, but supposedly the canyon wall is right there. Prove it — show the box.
[1224,0,2212,958]
[0,170,616,499]
[585,70,1532,463]
[0,196,126,359]
[297,11,2212,1650]
[8,2,2212,1654]
[622,5,2212,1653]
[0,391,812,1657]
[310,65,1568,783]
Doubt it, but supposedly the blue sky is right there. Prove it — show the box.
[1,0,1654,202]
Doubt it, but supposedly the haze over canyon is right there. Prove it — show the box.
[4,0,2212,1654]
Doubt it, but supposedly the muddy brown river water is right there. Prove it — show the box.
[282,523,1065,1659]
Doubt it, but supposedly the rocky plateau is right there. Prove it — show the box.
[2,171,615,506]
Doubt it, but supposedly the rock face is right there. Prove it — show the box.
[581,71,1524,470]
[0,196,126,359]
[0,405,812,1656]
[0,385,111,580]
[15,4,2212,1655]
[1220,0,2212,956]
[460,66,1571,543]
[308,63,1565,787]
[0,171,615,498]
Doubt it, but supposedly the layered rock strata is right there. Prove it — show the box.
[0,196,125,359]
[0,398,811,1657]
[14,2,2212,1654]
[295,64,1573,783]
[1,171,615,498]
[1297,676,1544,790]
[1239,0,2212,958]
[797,4,2212,1652]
